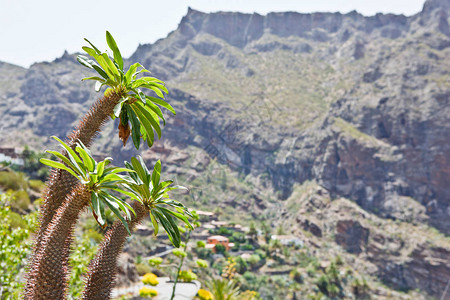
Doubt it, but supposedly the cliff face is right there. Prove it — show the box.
[1,0,450,297]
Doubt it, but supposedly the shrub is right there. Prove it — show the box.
[148,256,163,267]
[196,248,213,259]
[172,248,187,258]
[136,263,152,276]
[139,287,158,298]
[178,270,197,282]
[85,229,103,243]
[28,179,45,192]
[0,171,27,191]
[11,190,30,210]
[215,243,226,254]
[142,273,159,286]
[246,254,261,269]
[290,268,304,283]
[241,243,254,251]
[235,256,248,274]
[196,259,208,268]
[8,211,27,229]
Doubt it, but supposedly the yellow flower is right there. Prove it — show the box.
[142,273,159,286]
[198,289,214,300]
[139,286,158,298]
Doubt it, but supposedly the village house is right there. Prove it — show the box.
[0,147,23,166]
[206,235,235,252]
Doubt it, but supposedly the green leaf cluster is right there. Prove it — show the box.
[77,31,176,149]
[124,156,193,247]
[40,136,136,233]
[40,139,192,245]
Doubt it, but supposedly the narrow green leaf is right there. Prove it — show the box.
[91,193,105,226]
[139,77,164,83]
[135,102,161,139]
[106,31,123,70]
[147,86,164,98]
[124,161,143,185]
[125,63,138,83]
[130,157,149,187]
[157,206,192,230]
[152,160,161,189]
[81,76,105,82]
[146,96,176,115]
[127,106,141,150]
[40,158,79,178]
[153,209,180,247]
[92,65,110,80]
[101,53,120,81]
[150,211,159,236]
[131,105,154,147]
[82,46,99,59]
[45,150,78,174]
[143,82,168,94]
[144,101,165,125]
[160,209,181,246]
[84,38,101,54]
[109,187,140,201]
[77,55,93,69]
[75,146,94,172]
[51,136,85,175]
[103,197,131,235]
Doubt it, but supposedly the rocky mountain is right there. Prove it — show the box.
[1,0,450,298]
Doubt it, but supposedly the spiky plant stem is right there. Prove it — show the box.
[36,92,122,246]
[26,92,122,298]
[25,184,91,300]
[81,202,147,300]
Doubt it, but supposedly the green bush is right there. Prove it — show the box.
[148,256,163,267]
[196,240,206,248]
[85,229,104,243]
[215,243,226,254]
[246,254,261,269]
[136,263,152,276]
[8,211,27,229]
[178,270,197,282]
[241,243,254,251]
[172,248,187,258]
[196,248,213,259]
[235,256,248,274]
[0,171,28,190]
[11,190,30,210]
[290,268,304,283]
[28,179,45,192]
[196,259,208,268]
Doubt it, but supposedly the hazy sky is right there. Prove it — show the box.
[0,0,426,68]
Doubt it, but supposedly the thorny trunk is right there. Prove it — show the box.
[24,184,91,300]
[26,93,121,298]
[81,202,147,300]
[36,92,122,246]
